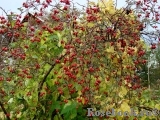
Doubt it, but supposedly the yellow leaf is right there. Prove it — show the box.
[117,71,121,76]
[108,103,115,109]
[140,116,147,120]
[82,98,85,104]
[128,83,132,87]
[100,101,106,106]
[98,0,115,14]
[122,51,127,58]
[117,117,123,120]
[155,104,160,110]
[16,112,22,118]
[120,101,131,113]
[118,86,127,98]
[116,29,121,38]
[105,46,114,53]
[95,95,101,99]
[118,99,129,105]
[134,47,138,53]
[113,57,118,63]
[115,108,124,119]
[89,1,96,6]
[87,22,94,28]
[78,91,82,96]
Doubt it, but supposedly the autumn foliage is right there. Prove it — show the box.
[0,0,160,119]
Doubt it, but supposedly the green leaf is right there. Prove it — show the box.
[46,78,54,88]
[54,46,63,56]
[25,79,29,87]
[118,86,128,98]
[56,32,62,40]
[8,98,13,103]
[63,112,71,120]
[10,42,16,48]
[32,55,38,59]
[87,22,94,27]
[49,34,59,41]
[53,115,59,120]
[50,101,61,112]
[60,101,77,115]
[44,64,51,71]
[40,44,47,49]
[76,116,84,120]
[46,53,51,57]
[75,83,82,90]
[142,90,151,101]
[70,109,77,119]
[149,101,155,108]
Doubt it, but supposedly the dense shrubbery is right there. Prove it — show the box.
[0,0,160,119]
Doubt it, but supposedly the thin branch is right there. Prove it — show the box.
[0,101,11,120]
[33,54,66,119]
[37,54,66,99]
[137,105,160,115]
[0,7,8,15]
